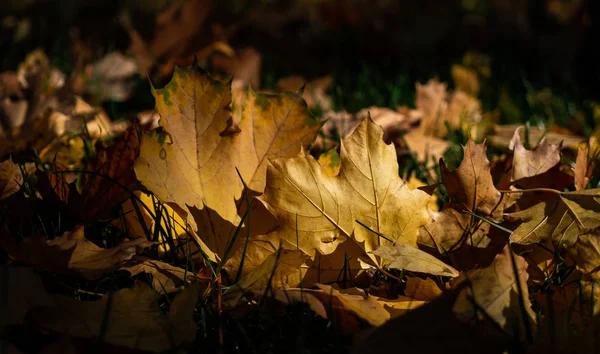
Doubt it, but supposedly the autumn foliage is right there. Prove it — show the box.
[1,1,600,353]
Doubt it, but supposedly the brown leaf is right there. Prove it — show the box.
[509,126,563,186]
[419,206,491,252]
[452,245,536,338]
[440,140,504,218]
[0,226,155,280]
[29,281,198,352]
[277,75,333,111]
[507,189,600,249]
[402,131,450,165]
[351,285,506,354]
[120,257,210,294]
[489,124,586,150]
[224,249,309,303]
[404,277,443,301]
[0,157,23,200]
[574,145,590,191]
[86,52,138,102]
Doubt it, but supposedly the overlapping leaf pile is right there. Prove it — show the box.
[2,54,600,353]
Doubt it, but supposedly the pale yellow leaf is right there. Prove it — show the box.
[258,117,432,266]
[371,242,458,277]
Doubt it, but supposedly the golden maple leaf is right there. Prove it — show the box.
[135,64,320,259]
[258,117,432,267]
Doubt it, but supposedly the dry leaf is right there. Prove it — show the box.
[509,126,562,184]
[419,206,491,252]
[29,281,198,352]
[259,117,432,266]
[0,157,23,200]
[86,52,138,102]
[574,145,590,191]
[507,189,600,249]
[371,242,459,277]
[489,124,586,150]
[120,257,210,294]
[0,226,154,280]
[315,284,390,327]
[224,249,309,302]
[277,75,333,111]
[404,277,443,301]
[402,131,450,165]
[135,64,320,259]
[452,245,536,338]
[351,285,502,354]
[440,140,504,218]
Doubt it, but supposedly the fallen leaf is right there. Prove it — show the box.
[0,226,155,280]
[375,296,426,318]
[315,284,390,327]
[452,245,536,338]
[135,64,320,259]
[574,145,590,191]
[224,248,309,302]
[489,124,586,150]
[277,75,333,111]
[86,52,138,102]
[120,257,210,294]
[567,231,600,275]
[371,242,459,277]
[419,206,491,252]
[507,189,600,249]
[259,117,432,266]
[351,285,506,354]
[509,126,563,186]
[402,131,450,165]
[440,140,505,218]
[404,277,443,301]
[0,157,23,200]
[29,281,198,352]
[415,78,481,137]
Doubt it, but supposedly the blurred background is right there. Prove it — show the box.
[1,0,598,132]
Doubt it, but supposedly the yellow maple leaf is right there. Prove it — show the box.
[258,117,432,267]
[135,64,320,259]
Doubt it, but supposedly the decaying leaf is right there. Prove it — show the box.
[404,277,443,301]
[509,126,562,185]
[224,248,309,302]
[440,140,505,218]
[507,189,600,249]
[574,145,591,191]
[402,130,450,165]
[371,242,458,277]
[0,226,154,280]
[315,284,390,327]
[86,52,138,102]
[277,75,333,111]
[452,245,536,338]
[0,157,23,199]
[135,63,320,259]
[489,124,586,150]
[29,281,198,352]
[419,206,491,252]
[120,257,210,294]
[259,117,432,267]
